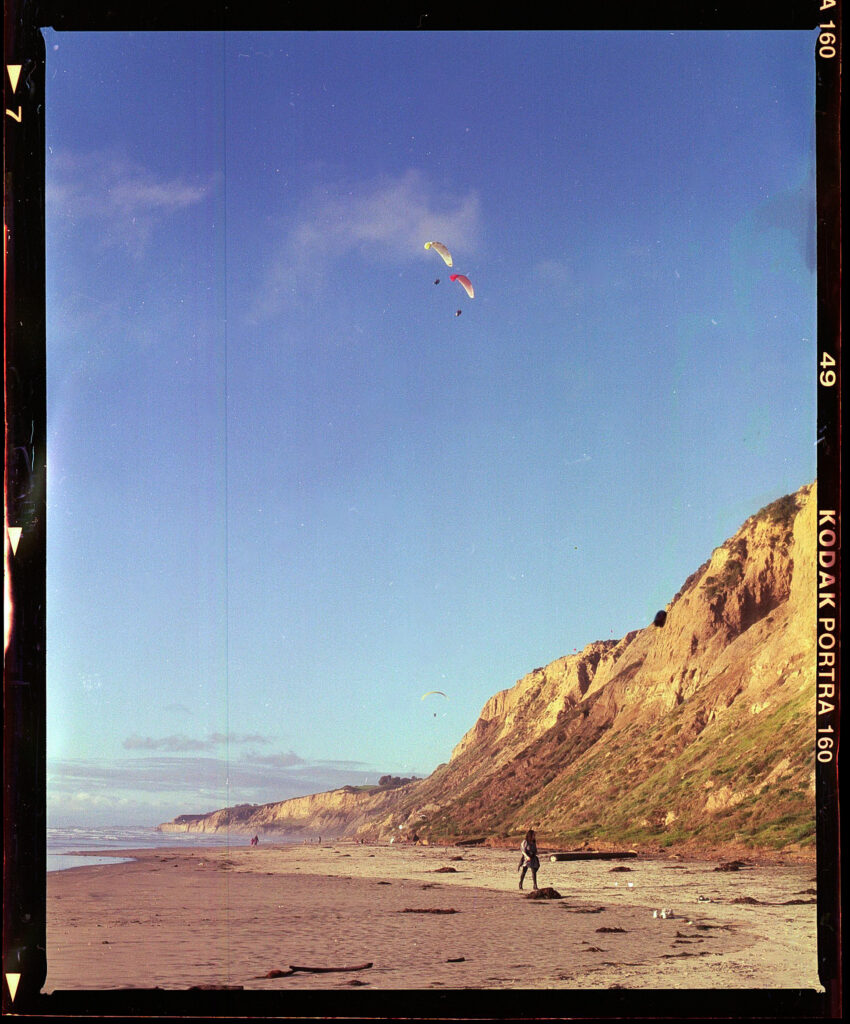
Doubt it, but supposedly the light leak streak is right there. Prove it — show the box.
[3,220,11,655]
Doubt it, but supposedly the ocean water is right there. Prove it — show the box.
[47,825,262,872]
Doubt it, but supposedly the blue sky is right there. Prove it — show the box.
[43,30,817,826]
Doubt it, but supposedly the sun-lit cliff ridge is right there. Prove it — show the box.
[159,484,816,858]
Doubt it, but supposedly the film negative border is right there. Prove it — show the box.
[2,0,840,1018]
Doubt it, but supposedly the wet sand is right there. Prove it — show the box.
[44,841,822,992]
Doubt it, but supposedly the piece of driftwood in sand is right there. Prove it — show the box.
[400,907,458,914]
[549,851,637,861]
[288,962,374,973]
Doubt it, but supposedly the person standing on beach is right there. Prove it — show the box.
[518,829,540,890]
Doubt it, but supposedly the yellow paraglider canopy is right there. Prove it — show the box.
[424,241,453,267]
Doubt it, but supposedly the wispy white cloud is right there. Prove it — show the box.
[532,241,674,311]
[532,257,584,307]
[48,752,394,825]
[123,734,212,752]
[163,702,192,715]
[122,731,276,752]
[51,754,299,792]
[245,752,310,768]
[47,148,214,257]
[208,732,277,746]
[253,168,480,318]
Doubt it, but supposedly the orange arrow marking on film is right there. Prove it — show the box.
[7,527,22,555]
[5,973,20,1001]
[6,65,22,93]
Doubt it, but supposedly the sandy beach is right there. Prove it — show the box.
[42,840,822,994]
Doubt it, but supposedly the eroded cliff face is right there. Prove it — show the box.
[159,484,816,856]
[449,641,615,767]
[159,786,410,839]
[449,484,813,766]
[388,484,816,853]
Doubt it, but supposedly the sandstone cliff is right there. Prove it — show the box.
[158,786,411,839]
[159,483,816,857]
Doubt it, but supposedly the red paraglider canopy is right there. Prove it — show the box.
[449,274,474,299]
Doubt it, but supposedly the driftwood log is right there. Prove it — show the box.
[550,851,637,861]
[400,907,458,914]
[289,962,373,973]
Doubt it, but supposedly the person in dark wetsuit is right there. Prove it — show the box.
[518,829,540,890]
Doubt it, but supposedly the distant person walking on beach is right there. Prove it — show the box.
[518,829,540,890]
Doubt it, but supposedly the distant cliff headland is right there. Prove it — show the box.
[160,484,817,860]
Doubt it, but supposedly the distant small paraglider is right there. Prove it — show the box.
[455,309,462,316]
[423,689,448,718]
[653,610,667,628]
[434,278,441,285]
[424,241,453,267]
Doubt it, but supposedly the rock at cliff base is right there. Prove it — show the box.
[524,887,562,899]
[715,860,749,872]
